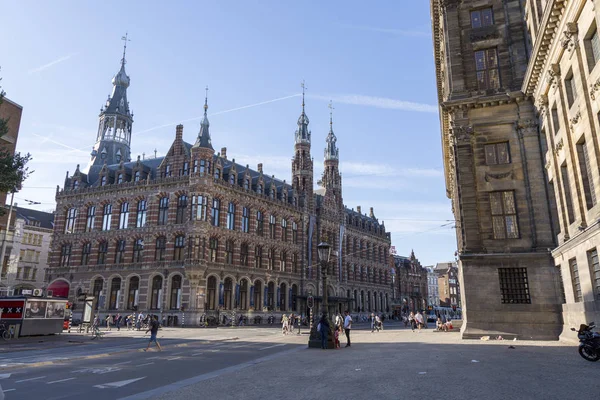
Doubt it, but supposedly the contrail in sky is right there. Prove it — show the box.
[32,133,86,152]
[134,93,301,135]
[28,54,76,74]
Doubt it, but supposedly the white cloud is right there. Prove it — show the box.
[28,54,75,74]
[311,94,438,113]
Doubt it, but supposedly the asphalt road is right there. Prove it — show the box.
[0,328,306,400]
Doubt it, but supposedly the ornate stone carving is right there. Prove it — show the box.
[450,123,473,144]
[470,26,499,42]
[547,64,561,88]
[517,120,538,137]
[537,94,549,118]
[484,171,513,182]
[569,109,581,131]
[554,138,564,153]
[590,77,600,100]
[440,0,461,9]
[545,160,552,170]
[561,22,579,52]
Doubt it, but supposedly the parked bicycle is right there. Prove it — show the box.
[0,322,12,340]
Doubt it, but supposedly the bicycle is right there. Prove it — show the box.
[91,326,104,340]
[0,322,13,340]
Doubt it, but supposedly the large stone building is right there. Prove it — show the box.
[435,261,460,308]
[522,0,600,338]
[431,0,564,339]
[48,44,392,325]
[0,207,54,296]
[390,252,428,315]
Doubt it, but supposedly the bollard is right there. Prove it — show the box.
[181,312,185,328]
[68,311,73,333]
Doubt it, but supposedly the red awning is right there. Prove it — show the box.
[47,280,70,298]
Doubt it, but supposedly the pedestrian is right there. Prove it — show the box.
[318,315,330,349]
[334,325,341,349]
[144,316,162,352]
[375,314,381,332]
[115,313,121,331]
[282,314,289,335]
[415,311,424,333]
[343,310,352,347]
[409,312,416,332]
[137,313,144,331]
[370,313,376,333]
[105,315,112,331]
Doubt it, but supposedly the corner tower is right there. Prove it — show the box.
[191,87,215,174]
[292,82,314,210]
[321,101,343,211]
[89,34,133,168]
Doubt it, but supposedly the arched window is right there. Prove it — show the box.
[280,251,287,272]
[254,246,263,268]
[254,280,262,310]
[102,204,112,231]
[127,276,139,310]
[292,253,298,274]
[115,239,126,264]
[240,242,249,266]
[242,207,250,233]
[60,243,72,266]
[281,219,288,241]
[134,171,140,182]
[225,240,234,264]
[109,277,121,309]
[92,278,103,310]
[256,211,264,236]
[133,239,144,263]
[280,282,287,311]
[176,195,188,224]
[72,179,79,190]
[86,206,95,232]
[101,175,107,186]
[229,174,235,185]
[292,284,298,311]
[211,198,220,227]
[158,197,169,225]
[244,179,250,190]
[257,184,263,195]
[292,221,298,244]
[170,275,182,309]
[136,200,147,228]
[81,242,91,266]
[97,241,108,265]
[207,277,217,310]
[174,235,185,261]
[269,215,276,239]
[119,202,129,229]
[155,236,166,261]
[270,188,275,199]
[239,279,248,310]
[150,275,163,309]
[65,208,77,234]
[267,282,275,310]
[117,173,124,184]
[268,248,275,270]
[227,202,235,230]
[224,278,233,310]
[209,237,218,262]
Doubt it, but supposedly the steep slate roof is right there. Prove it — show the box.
[14,206,54,230]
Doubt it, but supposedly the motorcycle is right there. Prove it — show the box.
[571,322,600,362]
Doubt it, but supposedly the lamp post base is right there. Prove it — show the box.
[307,312,335,349]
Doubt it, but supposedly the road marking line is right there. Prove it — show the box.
[191,352,203,356]
[208,349,221,353]
[47,377,76,384]
[2,388,16,393]
[114,361,132,365]
[166,357,182,361]
[259,344,287,350]
[147,356,161,360]
[171,352,185,356]
[230,344,250,348]
[136,362,154,367]
[16,376,46,383]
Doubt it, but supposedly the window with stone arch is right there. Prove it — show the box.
[158,197,169,226]
[292,221,298,244]
[211,198,221,227]
[240,242,249,266]
[269,215,276,239]
[115,239,126,264]
[176,195,188,224]
[86,206,96,232]
[136,200,147,228]
[227,202,235,230]
[150,275,163,310]
[256,211,264,236]
[225,239,234,264]
[241,207,250,233]
[229,173,235,185]
[119,202,129,229]
[81,242,91,266]
[268,248,276,270]
[174,235,185,261]
[134,171,141,182]
[60,243,72,266]
[280,251,287,272]
[281,218,288,241]
[155,236,166,261]
[206,276,217,310]
[97,241,108,265]
[255,246,263,268]
[292,253,298,273]
[209,237,218,262]
[133,238,144,263]
[243,178,250,190]
[170,275,182,309]
[65,207,77,234]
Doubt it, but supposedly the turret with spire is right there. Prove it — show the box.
[193,86,214,150]
[191,86,215,176]
[291,81,314,211]
[88,34,133,169]
[321,101,343,211]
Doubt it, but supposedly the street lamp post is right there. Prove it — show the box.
[308,242,333,349]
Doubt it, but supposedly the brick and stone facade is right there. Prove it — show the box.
[48,50,392,325]
[390,252,428,315]
[431,0,563,339]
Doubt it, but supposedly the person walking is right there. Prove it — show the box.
[370,313,376,333]
[334,325,341,349]
[415,311,424,333]
[343,310,352,347]
[137,312,144,331]
[105,315,112,331]
[144,316,162,352]
[409,312,416,332]
[375,314,381,332]
[318,315,330,349]
[115,313,121,331]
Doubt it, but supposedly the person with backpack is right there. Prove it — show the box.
[318,315,330,349]
[144,316,162,352]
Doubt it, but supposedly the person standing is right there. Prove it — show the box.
[415,311,424,333]
[409,312,416,332]
[370,313,375,333]
[144,316,162,352]
[105,315,112,331]
[137,312,144,331]
[115,313,121,331]
[343,310,352,347]
[318,315,330,349]
[375,314,381,332]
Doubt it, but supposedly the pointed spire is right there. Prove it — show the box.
[324,101,339,161]
[295,80,311,144]
[193,86,214,150]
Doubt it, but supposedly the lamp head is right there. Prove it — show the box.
[317,242,331,263]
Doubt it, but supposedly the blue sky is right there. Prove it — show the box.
[1,1,456,266]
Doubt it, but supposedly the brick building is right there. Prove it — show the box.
[48,45,392,325]
[435,261,460,308]
[431,0,563,339]
[390,252,428,315]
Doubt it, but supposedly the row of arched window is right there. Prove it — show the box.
[345,264,389,285]
[344,235,388,264]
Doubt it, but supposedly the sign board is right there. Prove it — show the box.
[307,296,314,309]
[0,299,26,320]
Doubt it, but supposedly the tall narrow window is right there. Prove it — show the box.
[269,215,276,239]
[134,171,140,182]
[586,28,600,71]
[86,206,96,232]
[97,241,108,265]
[165,165,171,177]
[109,277,121,309]
[65,208,77,234]
[268,248,275,269]
[174,235,185,261]
[490,191,519,239]
[155,236,166,261]
[475,48,500,90]
[136,200,147,228]
[227,202,235,230]
[229,174,235,185]
[243,179,249,190]
[81,242,91,266]
[240,243,249,266]
[292,221,298,244]
[117,173,124,184]
[551,106,560,135]
[256,211,264,236]
[565,73,577,107]
[484,142,510,165]
[150,275,163,309]
[127,277,139,310]
[182,161,189,176]
[561,165,576,223]
[176,195,188,224]
[214,168,221,180]
[577,141,596,209]
[199,159,206,174]
[280,251,287,272]
[209,237,218,262]
[257,184,263,195]
[158,197,169,225]
[60,244,71,266]
[569,258,583,302]
[133,238,144,263]
[242,207,249,233]
[102,204,112,231]
[470,7,493,28]
[225,240,234,264]
[192,195,207,221]
[292,253,298,273]
[101,176,107,186]
[588,249,600,300]
[170,275,182,309]
[119,202,129,229]
[115,239,126,264]
[255,246,263,268]
[281,219,288,241]
[193,159,199,174]
[211,198,220,227]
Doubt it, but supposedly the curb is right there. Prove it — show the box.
[0,337,239,372]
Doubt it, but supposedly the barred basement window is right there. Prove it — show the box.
[490,191,519,239]
[569,258,583,302]
[588,249,600,300]
[498,268,531,304]
[484,142,510,165]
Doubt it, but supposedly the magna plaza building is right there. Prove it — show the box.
[47,45,392,325]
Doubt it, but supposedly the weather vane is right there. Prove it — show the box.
[121,33,131,64]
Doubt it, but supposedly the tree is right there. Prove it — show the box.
[0,70,32,211]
